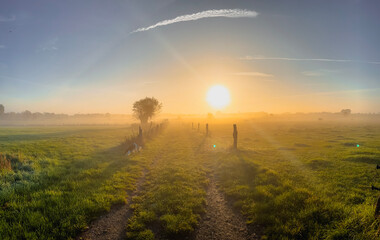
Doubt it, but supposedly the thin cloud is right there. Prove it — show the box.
[314,88,380,96]
[38,38,59,52]
[131,9,258,33]
[302,69,338,77]
[0,15,16,22]
[290,88,380,98]
[231,72,274,77]
[140,81,158,86]
[0,45,5,49]
[0,75,46,88]
[302,71,323,77]
[42,46,58,51]
[240,55,380,65]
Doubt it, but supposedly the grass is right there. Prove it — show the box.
[205,120,380,239]
[126,127,209,239]
[1,121,380,239]
[0,126,149,240]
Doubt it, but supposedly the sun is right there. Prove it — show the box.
[206,85,231,109]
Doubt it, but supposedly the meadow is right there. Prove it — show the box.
[1,120,380,239]
[0,126,149,239]
[125,119,380,239]
[205,120,380,239]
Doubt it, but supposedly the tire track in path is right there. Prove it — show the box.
[77,150,162,240]
[77,168,147,240]
[194,176,259,240]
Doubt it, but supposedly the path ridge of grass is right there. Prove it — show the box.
[126,128,209,240]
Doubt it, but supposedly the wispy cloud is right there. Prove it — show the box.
[302,71,323,77]
[314,88,380,96]
[42,46,58,51]
[301,69,338,77]
[231,72,274,78]
[240,55,380,65]
[0,45,5,49]
[290,88,380,98]
[0,75,47,88]
[131,9,258,33]
[140,81,158,86]
[0,15,16,22]
[38,38,59,52]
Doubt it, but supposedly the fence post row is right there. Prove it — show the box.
[374,165,380,218]
[233,124,238,149]
[138,126,143,144]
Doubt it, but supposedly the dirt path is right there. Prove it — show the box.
[77,168,147,240]
[194,177,259,240]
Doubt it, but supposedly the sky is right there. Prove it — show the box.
[0,0,380,114]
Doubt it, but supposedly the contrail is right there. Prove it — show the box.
[240,56,380,65]
[131,9,258,33]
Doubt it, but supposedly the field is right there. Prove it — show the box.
[207,120,380,239]
[0,126,149,239]
[1,120,380,239]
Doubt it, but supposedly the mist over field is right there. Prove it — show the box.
[1,107,380,126]
[1,0,380,240]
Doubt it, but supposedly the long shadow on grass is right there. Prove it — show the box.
[3,144,130,195]
[0,128,115,143]
[343,155,380,165]
[1,143,140,240]
[212,149,266,237]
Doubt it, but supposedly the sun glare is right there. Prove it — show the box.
[206,85,230,109]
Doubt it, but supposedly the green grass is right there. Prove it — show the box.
[0,126,149,240]
[126,127,209,240]
[2,121,380,239]
[205,121,380,239]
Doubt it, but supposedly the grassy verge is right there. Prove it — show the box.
[0,126,149,239]
[207,121,380,239]
[126,128,209,240]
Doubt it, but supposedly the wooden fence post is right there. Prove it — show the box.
[206,123,208,136]
[198,123,200,132]
[233,124,238,149]
[138,126,143,144]
[375,196,380,219]
[192,122,194,129]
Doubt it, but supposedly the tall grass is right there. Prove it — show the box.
[0,153,11,172]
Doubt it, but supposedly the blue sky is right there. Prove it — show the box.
[0,0,379,114]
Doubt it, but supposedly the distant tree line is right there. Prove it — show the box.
[0,104,116,121]
[341,109,351,116]
[0,104,4,115]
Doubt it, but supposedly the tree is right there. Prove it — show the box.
[132,97,162,125]
[22,110,32,119]
[0,104,4,115]
[341,109,351,116]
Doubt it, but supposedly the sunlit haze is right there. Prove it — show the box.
[2,2,380,239]
[206,85,230,110]
[1,1,380,114]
